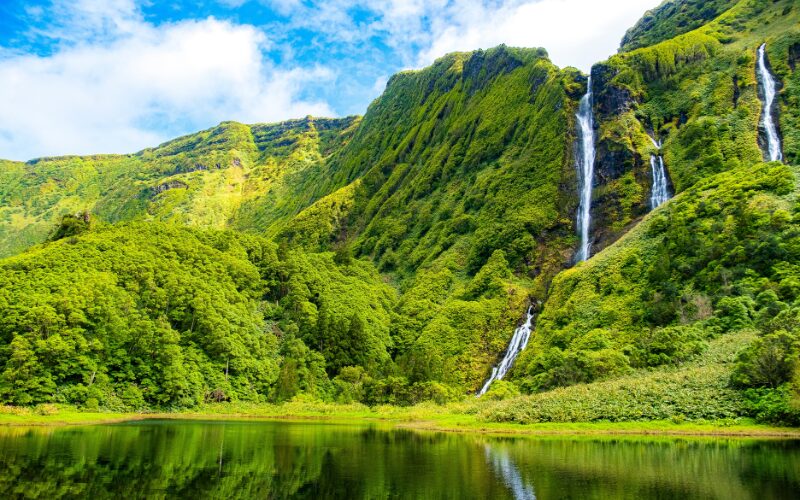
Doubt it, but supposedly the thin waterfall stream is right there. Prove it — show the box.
[478,306,534,396]
[648,138,671,209]
[576,78,596,262]
[757,43,783,162]
[478,77,596,396]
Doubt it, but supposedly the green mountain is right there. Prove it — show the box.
[0,117,359,257]
[0,0,798,423]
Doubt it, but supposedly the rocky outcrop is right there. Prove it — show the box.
[591,63,634,119]
[591,63,640,183]
[788,42,800,71]
[152,180,188,195]
[585,63,651,254]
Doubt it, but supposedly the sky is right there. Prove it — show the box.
[0,0,659,161]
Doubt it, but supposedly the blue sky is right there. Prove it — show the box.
[0,0,657,160]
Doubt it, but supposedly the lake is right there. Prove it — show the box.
[0,420,798,499]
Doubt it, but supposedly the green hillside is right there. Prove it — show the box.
[0,0,798,424]
[506,0,800,423]
[0,117,358,257]
[620,0,739,52]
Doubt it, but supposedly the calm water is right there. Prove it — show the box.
[0,420,798,499]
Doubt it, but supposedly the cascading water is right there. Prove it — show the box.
[757,43,783,162]
[648,138,671,209]
[477,306,534,396]
[575,77,596,262]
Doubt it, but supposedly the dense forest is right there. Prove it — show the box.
[0,0,798,425]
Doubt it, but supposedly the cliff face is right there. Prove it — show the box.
[588,62,651,254]
[511,0,800,399]
[577,0,800,256]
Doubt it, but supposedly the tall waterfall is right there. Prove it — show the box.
[478,306,534,396]
[757,43,783,162]
[649,138,671,209]
[576,78,596,262]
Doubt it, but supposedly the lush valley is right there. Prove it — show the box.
[0,0,799,428]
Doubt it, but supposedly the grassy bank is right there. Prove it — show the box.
[2,402,799,438]
[4,331,797,438]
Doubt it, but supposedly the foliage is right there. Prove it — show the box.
[732,328,799,389]
[481,380,521,401]
[0,2,799,419]
[516,162,798,392]
[620,0,739,52]
[741,386,800,426]
[50,212,92,241]
[0,223,396,409]
[482,331,751,423]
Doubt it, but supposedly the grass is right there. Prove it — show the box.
[5,329,795,438]
[2,401,798,438]
[491,330,755,424]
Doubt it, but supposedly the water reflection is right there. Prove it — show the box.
[0,421,797,499]
[485,443,536,499]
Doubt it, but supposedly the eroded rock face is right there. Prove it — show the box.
[594,143,638,184]
[583,63,651,255]
[591,63,633,118]
[152,180,188,195]
[788,42,800,71]
[591,63,640,185]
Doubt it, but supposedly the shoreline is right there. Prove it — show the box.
[2,407,799,438]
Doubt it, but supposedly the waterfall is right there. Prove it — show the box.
[648,138,671,209]
[576,77,596,262]
[478,306,534,396]
[757,43,783,162]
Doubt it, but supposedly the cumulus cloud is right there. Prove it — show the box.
[0,1,334,160]
[260,0,656,70]
[418,0,656,70]
[1,0,660,160]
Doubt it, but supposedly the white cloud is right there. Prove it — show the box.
[0,0,662,160]
[418,0,658,71]
[255,0,658,71]
[0,3,334,161]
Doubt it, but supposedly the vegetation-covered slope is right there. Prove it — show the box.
[277,46,591,391]
[503,0,800,423]
[620,0,739,52]
[0,1,798,423]
[486,330,754,423]
[514,162,798,390]
[284,46,583,279]
[0,46,585,398]
[582,0,799,254]
[0,117,358,257]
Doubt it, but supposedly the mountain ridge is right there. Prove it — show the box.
[0,0,798,423]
